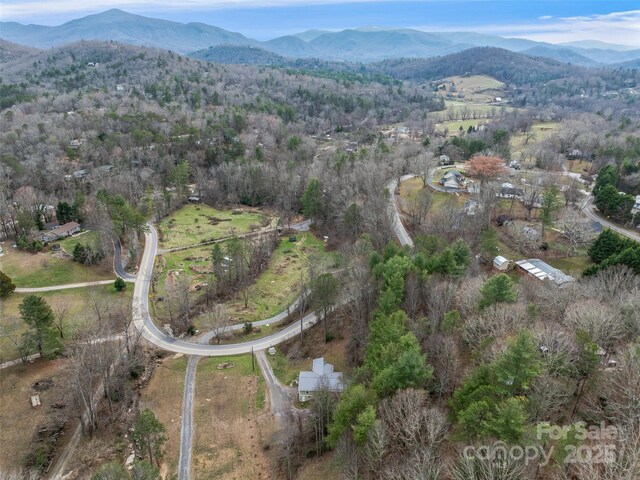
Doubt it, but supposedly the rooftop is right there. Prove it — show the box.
[515,258,574,286]
[298,357,344,393]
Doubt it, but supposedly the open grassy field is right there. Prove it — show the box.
[0,358,72,470]
[431,102,508,125]
[435,118,489,134]
[442,75,505,90]
[296,452,342,480]
[510,121,561,163]
[397,177,466,216]
[0,245,113,288]
[546,255,592,276]
[139,355,187,477]
[223,233,342,323]
[57,230,101,253]
[158,204,270,249]
[192,355,274,479]
[154,244,214,300]
[0,285,132,362]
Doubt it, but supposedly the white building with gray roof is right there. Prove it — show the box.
[297,357,344,402]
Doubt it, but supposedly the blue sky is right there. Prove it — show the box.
[1,1,639,45]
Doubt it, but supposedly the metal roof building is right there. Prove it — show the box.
[515,258,574,286]
[297,357,344,402]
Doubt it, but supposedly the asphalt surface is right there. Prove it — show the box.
[113,238,137,281]
[131,224,321,356]
[581,197,640,243]
[387,175,415,249]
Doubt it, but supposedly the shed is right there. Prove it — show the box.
[493,256,509,271]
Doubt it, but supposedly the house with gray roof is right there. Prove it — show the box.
[297,357,344,402]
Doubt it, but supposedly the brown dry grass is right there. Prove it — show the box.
[0,358,71,470]
[139,355,187,477]
[191,356,276,479]
[295,452,341,480]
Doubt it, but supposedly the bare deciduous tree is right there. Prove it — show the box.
[558,214,596,256]
[200,304,231,344]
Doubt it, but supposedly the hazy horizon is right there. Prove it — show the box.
[1,1,639,46]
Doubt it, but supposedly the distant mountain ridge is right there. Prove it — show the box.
[1,9,639,66]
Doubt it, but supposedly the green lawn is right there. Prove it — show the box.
[198,354,256,377]
[57,230,101,253]
[436,119,489,134]
[267,351,300,386]
[0,247,113,288]
[154,244,214,298]
[158,204,270,249]
[510,121,561,160]
[0,285,132,362]
[215,324,277,344]
[443,75,505,90]
[546,255,592,276]
[222,233,341,323]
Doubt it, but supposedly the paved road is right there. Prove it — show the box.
[387,176,415,249]
[581,197,640,243]
[132,224,321,356]
[113,238,137,281]
[15,280,116,293]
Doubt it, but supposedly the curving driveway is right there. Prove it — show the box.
[131,224,320,357]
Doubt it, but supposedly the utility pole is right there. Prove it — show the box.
[251,346,255,372]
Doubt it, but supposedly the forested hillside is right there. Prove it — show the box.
[0,32,639,480]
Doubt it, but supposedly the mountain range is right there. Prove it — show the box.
[2,9,639,66]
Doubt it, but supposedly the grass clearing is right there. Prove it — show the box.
[158,204,270,249]
[0,285,132,362]
[154,244,214,300]
[217,324,276,345]
[0,358,71,470]
[139,355,187,477]
[0,245,113,288]
[435,118,488,134]
[442,75,505,90]
[192,354,274,479]
[56,230,101,253]
[398,177,466,216]
[546,255,592,276]
[510,122,561,161]
[223,233,342,323]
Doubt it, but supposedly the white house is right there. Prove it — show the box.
[297,357,344,402]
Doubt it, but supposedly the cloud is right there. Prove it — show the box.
[538,15,552,20]
[415,10,640,46]
[505,10,640,46]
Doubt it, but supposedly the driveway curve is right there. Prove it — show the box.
[132,224,319,356]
